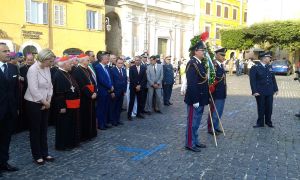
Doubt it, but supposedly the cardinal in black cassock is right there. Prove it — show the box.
[53,56,81,150]
[72,54,97,141]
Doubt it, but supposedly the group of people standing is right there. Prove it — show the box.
[183,37,278,152]
[0,42,176,176]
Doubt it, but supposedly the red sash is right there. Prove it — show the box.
[86,84,95,93]
[66,99,80,109]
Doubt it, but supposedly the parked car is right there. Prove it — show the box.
[271,60,293,76]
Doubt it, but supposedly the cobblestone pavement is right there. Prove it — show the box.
[3,75,300,180]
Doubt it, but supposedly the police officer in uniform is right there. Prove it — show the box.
[207,48,227,135]
[250,52,278,128]
[184,41,209,152]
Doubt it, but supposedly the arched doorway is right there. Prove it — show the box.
[19,41,42,55]
[105,12,122,56]
[23,45,38,55]
[63,48,83,55]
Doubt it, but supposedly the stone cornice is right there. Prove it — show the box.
[118,0,195,19]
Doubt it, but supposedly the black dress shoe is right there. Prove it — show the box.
[168,102,173,105]
[253,125,264,128]
[208,131,220,136]
[295,114,300,117]
[128,117,132,121]
[34,159,45,165]
[266,123,274,128]
[43,156,55,162]
[155,110,162,114]
[136,114,145,119]
[105,124,112,128]
[164,103,170,106]
[215,129,223,133]
[0,163,19,172]
[118,122,124,125]
[196,144,207,148]
[185,146,201,152]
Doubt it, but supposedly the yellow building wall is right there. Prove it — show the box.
[199,0,247,48]
[0,0,105,56]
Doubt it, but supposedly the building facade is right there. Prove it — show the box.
[105,0,196,61]
[0,0,106,56]
[199,0,247,48]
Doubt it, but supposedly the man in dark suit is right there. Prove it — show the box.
[250,52,278,128]
[110,58,127,126]
[0,43,19,175]
[128,56,147,120]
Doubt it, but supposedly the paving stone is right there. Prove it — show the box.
[2,75,300,179]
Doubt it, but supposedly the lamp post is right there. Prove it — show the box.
[105,17,111,32]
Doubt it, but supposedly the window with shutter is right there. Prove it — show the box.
[217,5,221,17]
[233,9,237,20]
[43,3,48,24]
[205,2,210,15]
[224,6,228,18]
[54,4,66,26]
[25,0,48,25]
[25,0,31,22]
[86,10,99,30]
[54,5,59,25]
[98,13,103,31]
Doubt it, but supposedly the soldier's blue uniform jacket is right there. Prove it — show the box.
[184,56,209,106]
[212,61,227,99]
[249,63,278,96]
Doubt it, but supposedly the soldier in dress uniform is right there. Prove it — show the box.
[207,48,227,135]
[184,41,209,152]
[250,52,278,128]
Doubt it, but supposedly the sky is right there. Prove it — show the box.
[248,0,300,25]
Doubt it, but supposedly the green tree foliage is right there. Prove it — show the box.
[220,20,300,51]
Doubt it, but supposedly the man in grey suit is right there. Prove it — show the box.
[145,56,164,113]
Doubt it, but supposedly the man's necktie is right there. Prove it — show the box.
[3,64,8,79]
[119,68,123,77]
[153,65,156,74]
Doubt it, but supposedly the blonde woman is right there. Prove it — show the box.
[24,49,55,165]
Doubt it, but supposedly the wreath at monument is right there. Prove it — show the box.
[189,32,216,85]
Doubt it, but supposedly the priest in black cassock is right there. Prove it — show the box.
[72,54,97,141]
[53,56,81,150]
[18,53,34,132]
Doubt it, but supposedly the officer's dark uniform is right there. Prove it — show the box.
[207,48,227,134]
[249,52,278,127]
[184,41,209,152]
